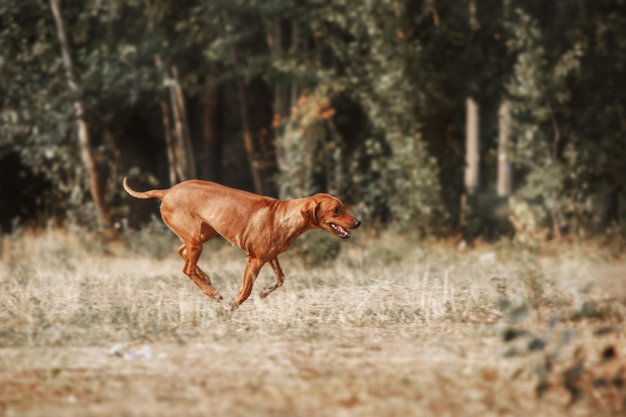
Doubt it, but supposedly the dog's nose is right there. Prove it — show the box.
[353,219,361,228]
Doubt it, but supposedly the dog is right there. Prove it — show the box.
[123,178,361,308]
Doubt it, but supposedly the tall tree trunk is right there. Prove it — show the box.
[428,0,441,27]
[264,17,288,186]
[462,0,480,230]
[169,66,196,181]
[50,0,112,233]
[202,74,221,182]
[263,17,300,198]
[155,63,196,185]
[160,100,178,186]
[497,98,512,196]
[223,12,265,195]
[264,18,288,120]
[464,97,480,195]
[498,0,513,197]
[263,17,300,120]
[461,0,480,231]
[149,13,195,185]
[155,55,196,185]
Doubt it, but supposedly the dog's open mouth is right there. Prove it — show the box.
[329,223,352,238]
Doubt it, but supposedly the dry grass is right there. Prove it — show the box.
[0,228,625,416]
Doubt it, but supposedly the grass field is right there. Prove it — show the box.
[1,227,625,416]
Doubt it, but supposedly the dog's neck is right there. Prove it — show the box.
[274,198,316,242]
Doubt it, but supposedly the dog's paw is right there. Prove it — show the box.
[259,283,277,299]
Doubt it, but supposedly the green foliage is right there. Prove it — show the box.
[301,0,445,231]
[506,4,626,237]
[2,0,626,239]
[275,90,343,199]
[0,0,219,226]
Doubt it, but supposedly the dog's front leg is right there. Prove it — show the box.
[231,256,264,309]
[260,258,285,299]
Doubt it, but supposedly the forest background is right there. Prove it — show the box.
[1,0,625,244]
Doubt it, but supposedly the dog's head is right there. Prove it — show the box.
[301,194,361,238]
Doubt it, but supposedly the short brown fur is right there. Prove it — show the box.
[123,178,361,308]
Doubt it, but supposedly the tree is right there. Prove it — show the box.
[503,1,626,237]
[496,0,513,198]
[464,0,480,198]
[2,0,626,239]
[49,0,113,233]
[302,0,445,230]
[1,0,85,222]
[497,98,512,196]
[222,11,266,195]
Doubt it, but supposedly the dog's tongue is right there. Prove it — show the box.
[337,225,351,238]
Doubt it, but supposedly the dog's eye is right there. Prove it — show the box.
[333,207,342,215]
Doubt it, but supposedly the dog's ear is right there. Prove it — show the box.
[301,197,321,226]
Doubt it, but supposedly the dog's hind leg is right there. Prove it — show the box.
[163,211,222,300]
[179,239,223,300]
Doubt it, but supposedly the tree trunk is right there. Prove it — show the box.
[50,0,113,234]
[149,19,195,185]
[263,17,301,198]
[264,17,299,120]
[170,66,196,181]
[464,97,480,195]
[160,100,178,186]
[464,0,480,196]
[223,12,265,195]
[498,0,513,197]
[202,74,221,182]
[428,0,441,27]
[264,18,288,120]
[155,55,196,186]
[497,98,512,196]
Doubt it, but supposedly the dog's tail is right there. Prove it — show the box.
[123,177,168,200]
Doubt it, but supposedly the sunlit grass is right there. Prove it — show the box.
[0,228,624,416]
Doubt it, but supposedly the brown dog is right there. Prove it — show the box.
[123,178,361,308]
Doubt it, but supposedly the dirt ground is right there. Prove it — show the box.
[2,321,625,417]
[0,328,508,417]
